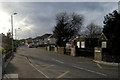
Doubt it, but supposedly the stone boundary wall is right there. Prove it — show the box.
[57,47,65,54]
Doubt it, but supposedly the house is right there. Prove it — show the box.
[98,33,108,48]
[19,39,26,45]
[0,33,3,49]
[69,33,108,49]
[44,34,56,45]
[67,35,86,49]
[33,37,43,45]
[25,38,33,45]
[29,34,52,47]
[0,33,7,47]
[40,34,52,45]
[66,33,108,56]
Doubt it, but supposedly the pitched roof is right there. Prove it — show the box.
[98,33,108,41]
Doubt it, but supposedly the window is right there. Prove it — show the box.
[81,41,85,48]
[77,42,80,48]
[102,41,107,48]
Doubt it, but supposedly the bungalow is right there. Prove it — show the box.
[25,38,33,45]
[44,34,56,45]
[70,33,108,49]
[98,33,108,48]
[67,35,86,49]
[67,33,108,56]
[29,34,52,47]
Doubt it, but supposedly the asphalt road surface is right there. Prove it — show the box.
[3,46,119,79]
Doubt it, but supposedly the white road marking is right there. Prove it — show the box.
[42,65,55,70]
[55,60,64,64]
[73,66,107,76]
[97,63,102,69]
[52,58,64,64]
[25,57,50,79]
[57,71,70,78]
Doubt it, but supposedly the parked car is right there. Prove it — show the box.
[34,44,39,48]
[28,44,33,48]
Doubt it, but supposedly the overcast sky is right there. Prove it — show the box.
[0,2,118,39]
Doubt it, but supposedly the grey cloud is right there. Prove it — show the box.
[0,0,120,2]
[1,2,118,39]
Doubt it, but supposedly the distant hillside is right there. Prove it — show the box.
[34,34,52,40]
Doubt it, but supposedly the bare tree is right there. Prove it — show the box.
[53,12,84,47]
[86,22,102,38]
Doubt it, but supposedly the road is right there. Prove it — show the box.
[3,46,119,79]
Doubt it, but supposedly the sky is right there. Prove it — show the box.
[0,1,119,39]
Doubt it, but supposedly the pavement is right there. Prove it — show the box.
[3,52,46,79]
[2,46,119,79]
[1,53,14,79]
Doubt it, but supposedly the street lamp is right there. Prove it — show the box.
[15,28,21,40]
[11,13,17,53]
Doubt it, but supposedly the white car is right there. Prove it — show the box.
[28,44,33,48]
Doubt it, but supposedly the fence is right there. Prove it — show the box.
[39,46,119,62]
[2,51,12,72]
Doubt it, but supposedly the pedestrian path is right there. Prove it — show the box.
[3,53,46,78]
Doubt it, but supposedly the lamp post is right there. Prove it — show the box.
[15,28,20,40]
[11,13,17,53]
